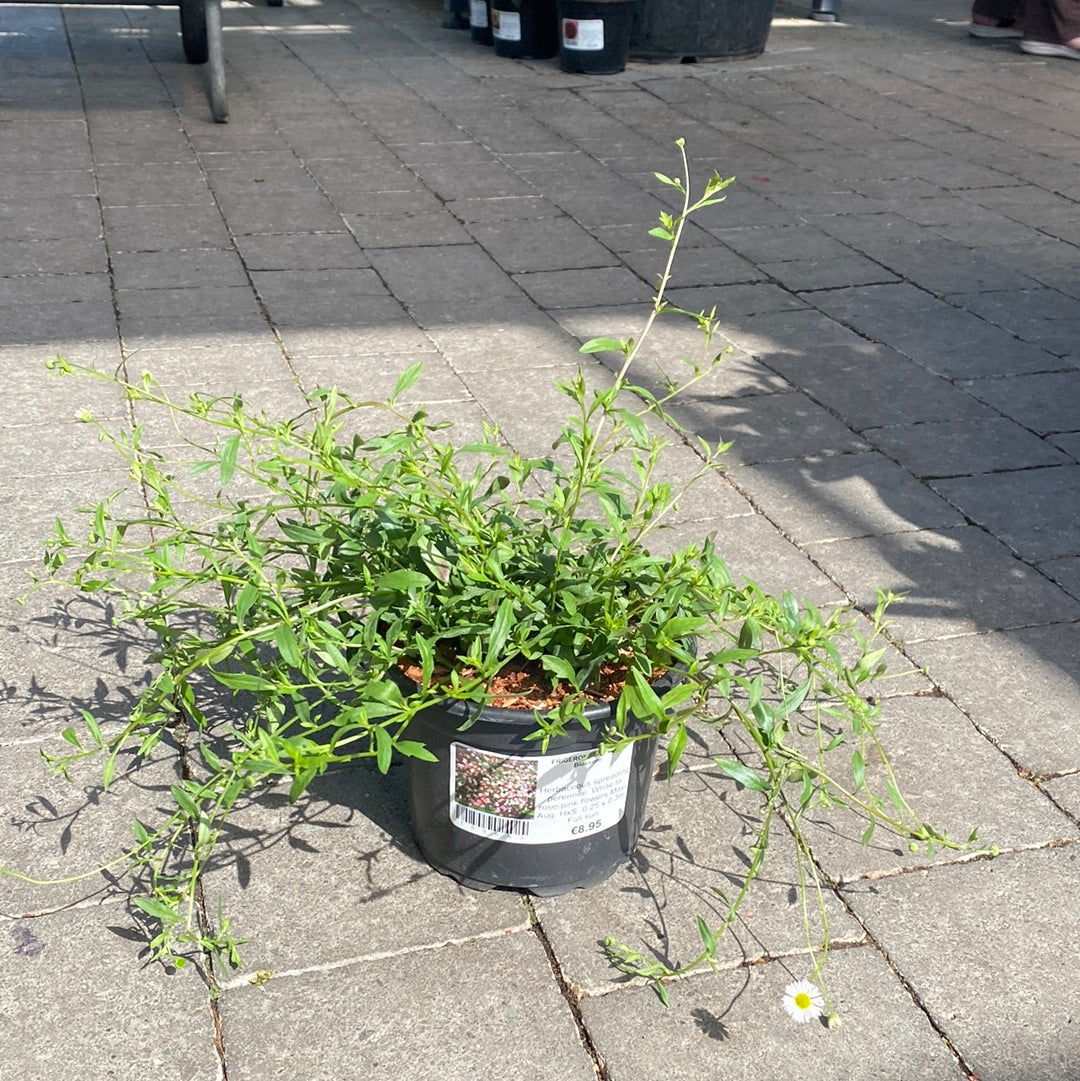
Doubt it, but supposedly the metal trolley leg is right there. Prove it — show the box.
[180,0,228,121]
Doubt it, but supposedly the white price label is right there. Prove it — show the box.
[449,742,633,845]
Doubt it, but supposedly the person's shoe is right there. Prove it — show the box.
[1020,38,1080,58]
[968,21,1022,38]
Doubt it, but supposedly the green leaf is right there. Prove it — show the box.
[133,896,176,922]
[579,337,626,355]
[374,727,393,774]
[487,598,515,661]
[273,623,302,668]
[170,783,201,820]
[540,654,576,685]
[696,916,717,956]
[391,361,424,400]
[395,740,438,762]
[220,434,240,486]
[373,569,430,593]
[714,758,769,793]
[212,670,278,692]
[665,723,687,775]
[851,749,866,791]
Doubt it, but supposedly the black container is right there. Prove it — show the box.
[491,0,558,59]
[405,696,660,895]
[470,0,494,44]
[557,0,634,74]
[630,0,775,62]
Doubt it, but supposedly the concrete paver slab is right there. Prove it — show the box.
[804,525,1080,641]
[0,904,220,1081]
[203,768,536,974]
[579,946,966,1081]
[909,622,1080,777]
[734,451,964,544]
[843,847,1080,1081]
[220,931,597,1081]
[933,465,1080,562]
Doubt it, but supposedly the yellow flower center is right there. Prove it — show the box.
[795,992,811,1010]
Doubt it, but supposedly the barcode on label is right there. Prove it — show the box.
[452,803,532,837]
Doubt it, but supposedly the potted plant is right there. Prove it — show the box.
[14,141,975,1005]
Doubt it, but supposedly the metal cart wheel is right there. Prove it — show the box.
[179,0,208,62]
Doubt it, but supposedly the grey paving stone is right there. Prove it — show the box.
[536,766,865,996]
[908,622,1080,777]
[961,371,1080,435]
[220,931,596,1081]
[203,766,537,973]
[867,416,1072,479]
[579,946,965,1081]
[795,694,1075,883]
[101,204,232,252]
[467,216,618,275]
[112,341,293,393]
[233,232,370,271]
[369,244,521,304]
[345,210,475,247]
[249,268,389,327]
[760,253,898,292]
[0,167,94,198]
[514,266,652,309]
[842,847,1080,1081]
[111,248,248,290]
[0,904,220,1080]
[115,284,265,322]
[0,236,107,276]
[214,190,345,236]
[804,525,1080,641]
[0,416,122,479]
[444,195,564,223]
[686,390,868,466]
[95,160,213,207]
[767,342,998,431]
[278,314,436,359]
[691,511,849,608]
[0,736,176,910]
[1042,772,1080,820]
[1037,555,1080,600]
[734,451,963,545]
[932,465,1080,562]
[407,158,538,201]
[293,353,472,404]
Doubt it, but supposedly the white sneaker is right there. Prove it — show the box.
[1020,38,1080,58]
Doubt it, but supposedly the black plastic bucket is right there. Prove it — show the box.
[404,696,660,894]
[630,0,776,62]
[470,0,494,44]
[557,0,634,74]
[491,0,558,59]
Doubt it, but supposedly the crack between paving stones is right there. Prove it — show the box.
[213,924,538,992]
[524,897,612,1081]
[833,884,983,1081]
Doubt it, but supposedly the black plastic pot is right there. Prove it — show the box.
[557,0,634,74]
[491,0,558,59]
[470,0,494,44]
[404,687,671,895]
[629,0,776,62]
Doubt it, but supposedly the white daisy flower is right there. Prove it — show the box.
[782,979,825,1024]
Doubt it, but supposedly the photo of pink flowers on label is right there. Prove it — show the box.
[449,742,633,845]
